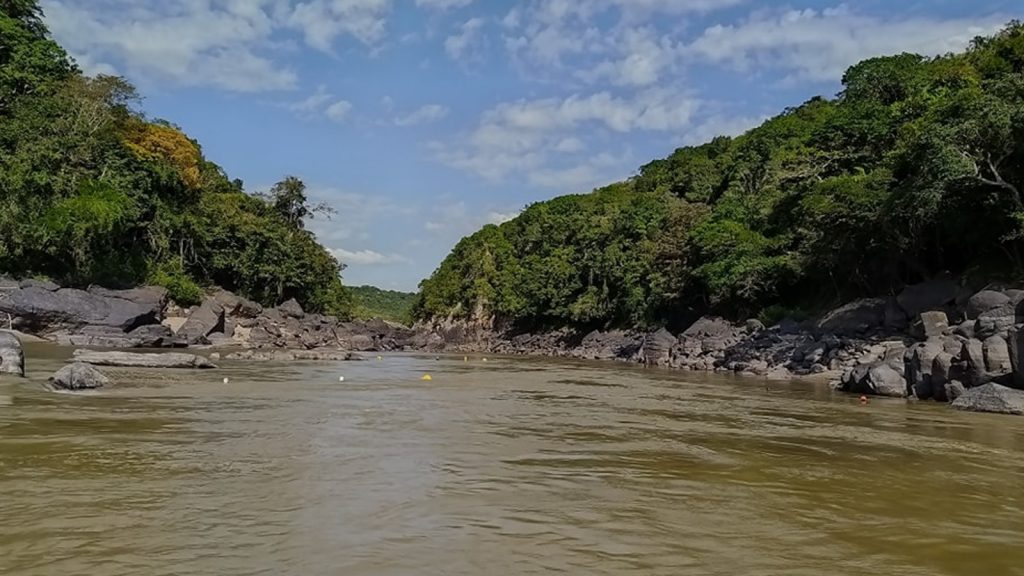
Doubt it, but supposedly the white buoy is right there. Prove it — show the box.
[339,376,346,382]
[222,377,230,384]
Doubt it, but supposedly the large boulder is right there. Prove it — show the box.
[975,304,1017,339]
[1010,327,1024,388]
[72,350,217,369]
[87,286,167,318]
[904,340,945,399]
[176,300,225,345]
[816,298,886,336]
[897,276,960,318]
[49,363,109,391]
[951,383,1024,415]
[127,324,176,348]
[841,361,908,398]
[966,290,1011,320]
[912,311,949,339]
[641,328,677,367]
[212,290,263,319]
[0,285,163,333]
[0,331,25,377]
[277,298,305,319]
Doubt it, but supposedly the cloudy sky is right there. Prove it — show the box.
[42,0,1013,291]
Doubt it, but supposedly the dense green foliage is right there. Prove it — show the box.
[417,22,1024,328]
[0,1,353,315]
[350,286,417,324]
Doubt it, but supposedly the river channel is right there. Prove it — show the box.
[1,344,1022,575]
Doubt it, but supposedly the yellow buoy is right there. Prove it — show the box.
[464,356,468,362]
[421,374,433,381]
[377,356,382,361]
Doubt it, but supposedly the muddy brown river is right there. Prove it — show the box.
[1,344,1023,575]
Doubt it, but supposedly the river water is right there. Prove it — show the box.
[1,344,1023,576]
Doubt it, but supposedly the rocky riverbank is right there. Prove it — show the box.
[3,275,1024,414]
[0,278,421,353]
[418,276,1024,415]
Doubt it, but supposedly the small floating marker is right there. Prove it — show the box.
[483,358,489,363]
[421,374,433,381]
[339,376,346,382]
[222,377,230,384]
[377,356,383,361]
[464,356,468,362]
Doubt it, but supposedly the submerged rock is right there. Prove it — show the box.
[72,350,217,369]
[951,383,1024,415]
[49,363,109,391]
[0,331,25,377]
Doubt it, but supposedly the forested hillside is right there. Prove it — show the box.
[350,286,416,324]
[416,22,1024,330]
[0,0,352,316]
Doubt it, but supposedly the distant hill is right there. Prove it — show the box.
[351,286,417,324]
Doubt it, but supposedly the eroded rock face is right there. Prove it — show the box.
[0,285,163,334]
[49,363,109,391]
[0,331,25,377]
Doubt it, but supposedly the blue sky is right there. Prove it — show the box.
[41,0,1015,291]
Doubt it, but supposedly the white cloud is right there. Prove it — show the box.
[394,104,449,126]
[331,248,408,265]
[686,6,1005,82]
[325,100,354,122]
[445,17,486,62]
[287,86,353,122]
[41,0,396,92]
[287,0,392,51]
[486,211,520,225]
[43,0,297,92]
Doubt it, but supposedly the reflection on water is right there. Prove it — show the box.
[1,344,1023,576]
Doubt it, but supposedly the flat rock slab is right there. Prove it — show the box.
[73,350,217,369]
[0,330,25,377]
[951,383,1024,416]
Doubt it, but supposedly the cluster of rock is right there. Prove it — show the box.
[420,276,1024,414]
[0,278,417,354]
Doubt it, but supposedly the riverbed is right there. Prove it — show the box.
[1,345,1023,575]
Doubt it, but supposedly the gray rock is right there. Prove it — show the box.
[49,363,109,391]
[904,341,944,399]
[945,381,967,402]
[72,350,217,369]
[20,279,60,291]
[931,352,954,391]
[641,328,677,367]
[1010,327,1024,388]
[176,300,225,345]
[953,320,976,340]
[127,324,175,348]
[983,335,1012,375]
[0,286,163,333]
[212,290,263,318]
[682,317,739,339]
[277,298,305,319]
[913,311,949,339]
[843,362,908,397]
[744,319,766,334]
[0,331,25,377]
[816,298,886,336]
[897,276,960,318]
[975,304,1017,339]
[87,286,167,318]
[766,365,793,380]
[951,383,1024,415]
[966,290,1011,320]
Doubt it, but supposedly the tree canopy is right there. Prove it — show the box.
[416,21,1024,329]
[0,1,353,316]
